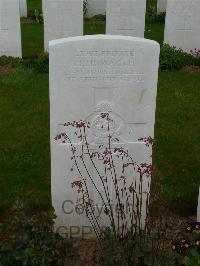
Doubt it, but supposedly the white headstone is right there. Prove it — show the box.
[49,35,160,238]
[19,0,27,17]
[106,0,146,37]
[0,0,22,58]
[164,0,200,53]
[86,0,106,17]
[197,187,200,222]
[43,0,83,51]
[157,0,167,14]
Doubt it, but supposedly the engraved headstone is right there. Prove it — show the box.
[157,0,167,14]
[20,0,27,17]
[0,0,22,57]
[43,0,83,51]
[164,0,200,53]
[49,35,160,238]
[106,0,146,37]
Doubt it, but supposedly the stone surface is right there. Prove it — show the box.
[106,0,146,37]
[86,0,106,17]
[0,0,22,57]
[43,0,83,51]
[157,0,167,13]
[49,35,160,238]
[19,0,27,17]
[164,0,200,53]
[198,187,200,222]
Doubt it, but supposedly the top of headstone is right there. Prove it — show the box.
[49,35,160,48]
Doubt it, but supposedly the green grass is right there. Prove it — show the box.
[0,0,199,214]
[21,23,44,58]
[145,23,164,44]
[155,71,200,213]
[84,23,105,35]
[27,0,42,15]
[147,0,157,7]
[0,69,50,212]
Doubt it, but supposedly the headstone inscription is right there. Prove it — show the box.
[49,35,160,238]
[106,0,146,38]
[0,0,22,57]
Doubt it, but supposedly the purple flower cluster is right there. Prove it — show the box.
[190,48,200,58]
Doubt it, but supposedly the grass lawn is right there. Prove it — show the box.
[155,71,200,213]
[0,0,199,215]
[0,70,50,212]
[21,23,44,58]
[27,0,42,15]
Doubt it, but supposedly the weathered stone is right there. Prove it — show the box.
[49,35,160,237]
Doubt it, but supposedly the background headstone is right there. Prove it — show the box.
[20,0,27,17]
[157,0,167,14]
[0,0,22,57]
[86,0,106,17]
[106,0,146,37]
[49,35,160,237]
[164,0,200,53]
[43,0,83,51]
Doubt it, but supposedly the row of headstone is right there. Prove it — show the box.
[43,0,200,54]
[0,0,200,58]
[86,0,167,17]
[0,0,22,58]
[87,0,166,17]
[101,0,199,54]
[43,0,146,51]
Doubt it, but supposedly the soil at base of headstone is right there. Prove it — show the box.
[0,64,14,76]
[84,18,105,25]
[21,18,37,24]
[0,210,197,266]
[67,239,99,266]
[181,65,200,73]
[67,215,197,266]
